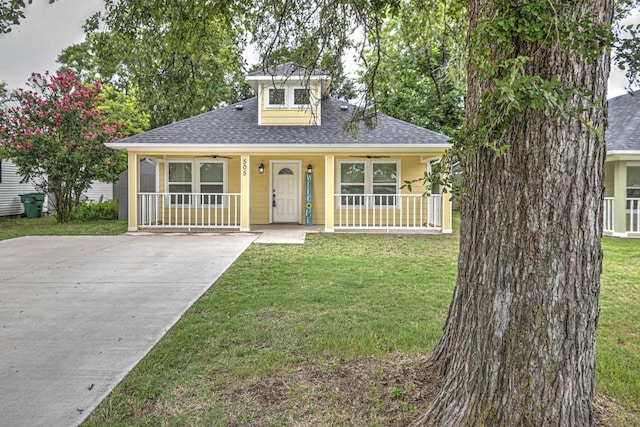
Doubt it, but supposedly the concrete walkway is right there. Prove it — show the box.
[252,225,321,244]
[0,233,256,427]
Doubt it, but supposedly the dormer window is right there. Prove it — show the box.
[265,86,312,109]
[268,88,285,106]
[294,88,310,106]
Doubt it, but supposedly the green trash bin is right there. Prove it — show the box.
[19,193,45,218]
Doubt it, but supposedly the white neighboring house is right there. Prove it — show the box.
[0,160,49,216]
[0,159,114,216]
[82,181,114,203]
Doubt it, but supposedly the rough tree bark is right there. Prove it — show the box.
[412,0,614,425]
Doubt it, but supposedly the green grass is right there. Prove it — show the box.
[597,237,640,423]
[0,215,127,241]
[81,229,640,426]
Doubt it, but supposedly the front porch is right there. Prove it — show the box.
[134,191,447,233]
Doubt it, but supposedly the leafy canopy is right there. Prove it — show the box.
[58,0,251,128]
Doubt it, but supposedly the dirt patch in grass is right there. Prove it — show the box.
[226,355,631,426]
[594,394,640,427]
[230,354,443,426]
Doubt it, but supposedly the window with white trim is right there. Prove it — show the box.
[265,86,312,108]
[167,160,226,205]
[293,88,311,106]
[168,162,192,204]
[268,88,285,106]
[338,160,399,207]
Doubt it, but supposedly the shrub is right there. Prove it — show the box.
[73,199,118,221]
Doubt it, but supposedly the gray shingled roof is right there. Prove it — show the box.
[112,97,450,146]
[607,91,640,152]
[246,62,329,78]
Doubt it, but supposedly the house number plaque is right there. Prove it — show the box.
[242,159,247,176]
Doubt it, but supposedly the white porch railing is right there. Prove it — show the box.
[603,197,640,234]
[335,193,442,230]
[138,192,241,229]
[603,197,614,233]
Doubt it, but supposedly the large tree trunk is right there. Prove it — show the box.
[413,1,613,425]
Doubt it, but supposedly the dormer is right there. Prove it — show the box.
[245,63,331,126]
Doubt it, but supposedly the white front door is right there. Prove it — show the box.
[272,161,300,223]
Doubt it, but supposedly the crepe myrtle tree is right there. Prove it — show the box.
[0,69,126,222]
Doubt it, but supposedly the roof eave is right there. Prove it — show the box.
[105,142,451,154]
[606,150,640,161]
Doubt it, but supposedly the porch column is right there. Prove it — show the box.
[127,152,139,231]
[240,154,251,231]
[324,154,335,232]
[613,161,627,237]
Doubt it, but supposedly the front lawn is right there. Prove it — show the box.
[82,232,640,426]
[0,215,127,241]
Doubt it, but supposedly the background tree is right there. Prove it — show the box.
[95,84,150,137]
[369,0,465,136]
[0,69,125,222]
[59,0,251,128]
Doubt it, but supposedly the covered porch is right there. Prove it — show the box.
[124,151,453,234]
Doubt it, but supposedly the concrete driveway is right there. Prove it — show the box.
[0,233,256,427]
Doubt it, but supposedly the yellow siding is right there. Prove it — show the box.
[248,155,326,225]
[259,82,320,126]
[261,109,317,126]
[135,153,448,229]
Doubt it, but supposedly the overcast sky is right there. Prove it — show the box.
[0,0,636,98]
[0,0,102,89]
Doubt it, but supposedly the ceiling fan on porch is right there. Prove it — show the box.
[349,155,390,159]
[209,155,233,159]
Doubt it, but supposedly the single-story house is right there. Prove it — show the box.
[605,91,640,237]
[106,63,453,233]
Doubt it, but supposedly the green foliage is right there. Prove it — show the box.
[59,0,251,128]
[0,70,126,223]
[95,85,150,137]
[73,199,119,221]
[368,0,466,137]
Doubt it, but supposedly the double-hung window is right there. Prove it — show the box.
[199,162,225,205]
[339,160,399,207]
[168,160,226,206]
[168,162,192,205]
